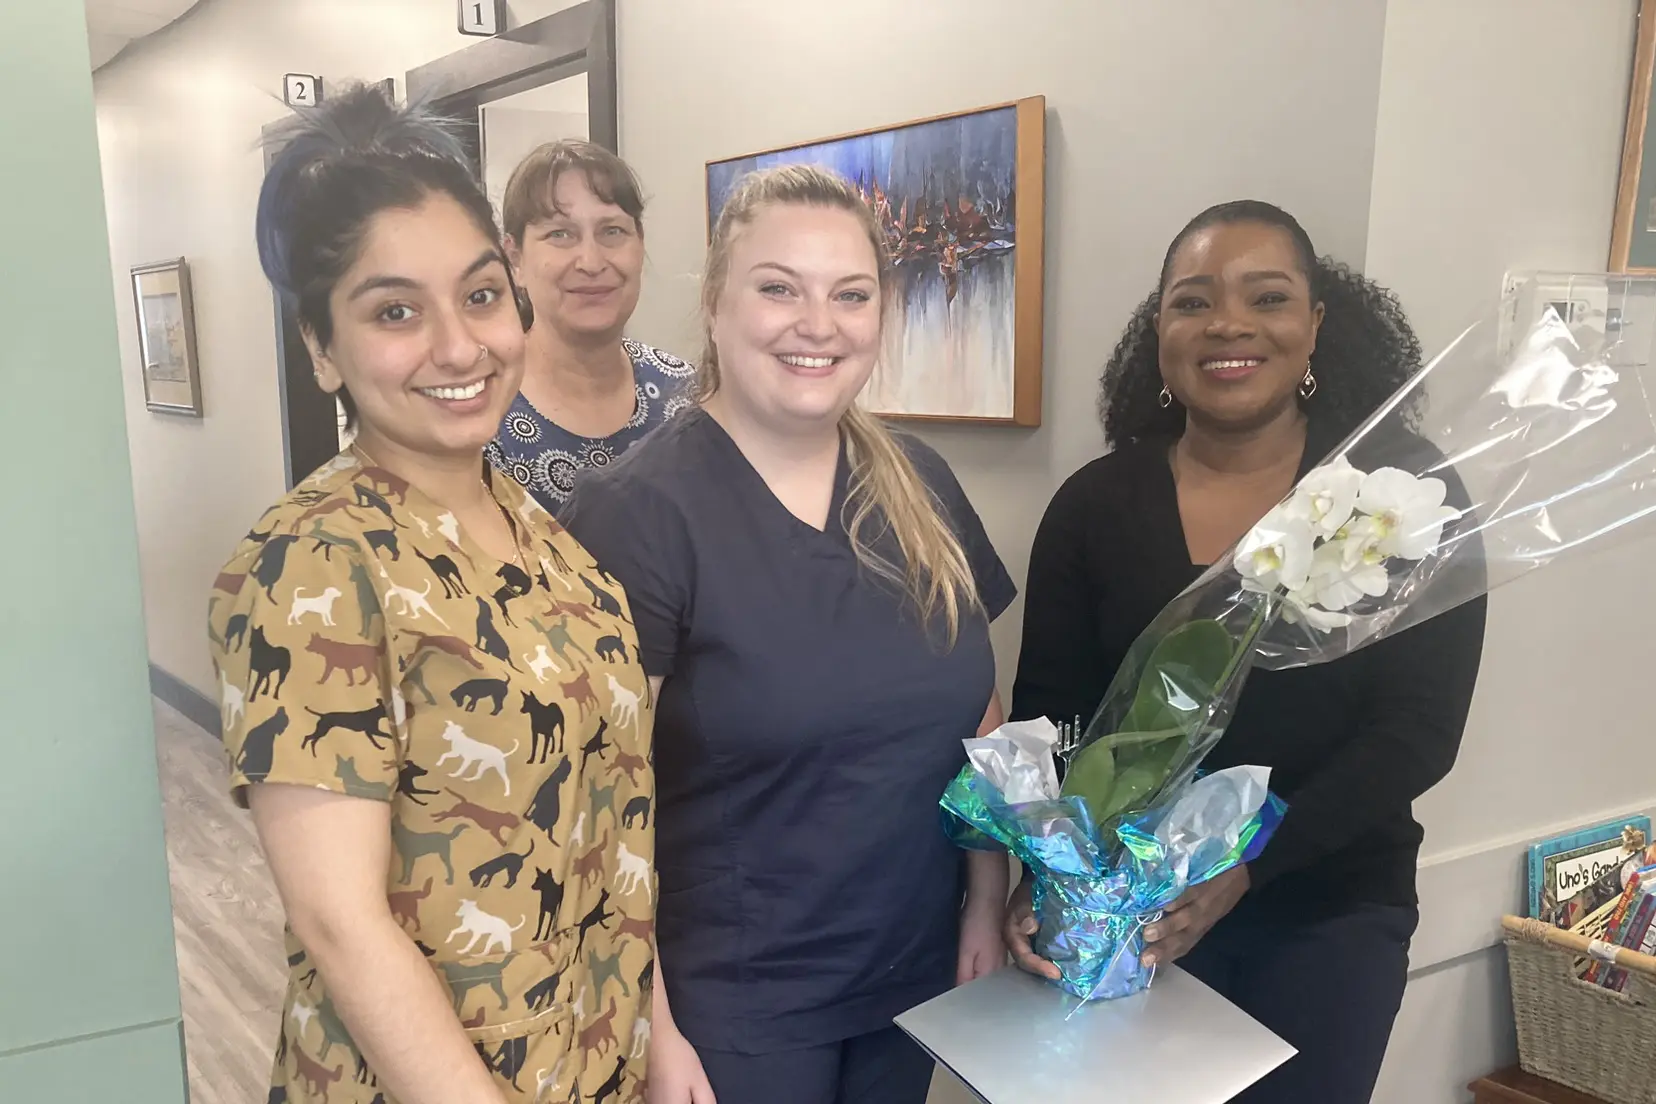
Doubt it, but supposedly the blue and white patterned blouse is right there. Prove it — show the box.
[487,337,696,510]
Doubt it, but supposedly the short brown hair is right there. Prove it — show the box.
[500,139,646,243]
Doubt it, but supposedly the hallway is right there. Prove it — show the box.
[153,699,282,1104]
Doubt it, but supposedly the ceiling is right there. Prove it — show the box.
[85,0,203,70]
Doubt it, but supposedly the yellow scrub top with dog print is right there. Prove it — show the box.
[209,450,654,1104]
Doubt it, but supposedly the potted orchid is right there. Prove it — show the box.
[942,297,1656,1001]
[1058,458,1462,829]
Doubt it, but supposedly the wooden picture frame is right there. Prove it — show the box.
[706,97,1047,426]
[131,257,203,416]
[1611,0,1656,273]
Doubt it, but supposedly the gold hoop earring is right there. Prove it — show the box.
[1158,385,1174,409]
[1298,365,1317,400]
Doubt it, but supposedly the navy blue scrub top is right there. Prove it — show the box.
[561,407,1016,1054]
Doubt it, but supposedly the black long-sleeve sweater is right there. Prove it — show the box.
[1010,424,1487,912]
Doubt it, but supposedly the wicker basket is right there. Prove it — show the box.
[1503,914,1656,1104]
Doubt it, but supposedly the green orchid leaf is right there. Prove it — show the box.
[1096,736,1186,821]
[1060,617,1235,823]
[1122,619,1233,734]
[1060,737,1114,813]
[1060,726,1183,818]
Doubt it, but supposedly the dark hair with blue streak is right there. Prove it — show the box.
[255,82,505,425]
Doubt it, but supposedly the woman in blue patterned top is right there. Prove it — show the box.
[488,140,694,508]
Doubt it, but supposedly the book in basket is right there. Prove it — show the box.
[1526,817,1651,931]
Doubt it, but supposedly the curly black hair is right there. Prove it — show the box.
[1099,200,1423,445]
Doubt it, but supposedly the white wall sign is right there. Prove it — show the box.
[458,0,503,37]
[282,73,321,107]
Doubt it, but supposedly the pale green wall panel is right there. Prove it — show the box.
[0,0,186,1080]
[0,1021,188,1104]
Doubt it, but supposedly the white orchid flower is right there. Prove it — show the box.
[1292,455,1363,539]
[1354,468,1459,561]
[1304,536,1390,611]
[1281,589,1353,632]
[1336,514,1380,567]
[1234,506,1315,592]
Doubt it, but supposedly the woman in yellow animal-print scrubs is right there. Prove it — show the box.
[209,84,652,1104]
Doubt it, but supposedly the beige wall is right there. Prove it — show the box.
[1369,0,1640,875]
[96,0,582,692]
[98,0,1654,1099]
[480,66,592,210]
[1360,2,1647,1098]
[620,0,1391,699]
[481,105,590,212]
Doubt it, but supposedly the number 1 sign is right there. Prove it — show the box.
[458,0,504,36]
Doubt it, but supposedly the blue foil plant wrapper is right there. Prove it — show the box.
[943,752,1285,1001]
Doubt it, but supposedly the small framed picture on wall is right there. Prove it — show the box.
[1611,0,1656,272]
[131,257,204,416]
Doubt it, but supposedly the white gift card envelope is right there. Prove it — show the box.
[896,966,1294,1104]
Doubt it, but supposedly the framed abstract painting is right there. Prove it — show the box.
[1612,0,1656,273]
[707,97,1047,426]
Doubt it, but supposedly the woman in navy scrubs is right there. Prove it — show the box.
[562,164,1015,1104]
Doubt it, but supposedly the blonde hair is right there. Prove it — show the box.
[699,164,981,644]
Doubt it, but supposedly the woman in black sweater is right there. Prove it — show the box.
[1004,201,1486,1104]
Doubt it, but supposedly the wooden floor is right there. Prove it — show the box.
[153,698,284,1104]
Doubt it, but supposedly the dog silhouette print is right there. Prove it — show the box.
[306,633,378,687]
[301,702,392,756]
[434,789,522,846]
[580,574,627,622]
[363,527,399,560]
[606,673,641,732]
[248,626,291,701]
[523,643,561,684]
[378,566,448,627]
[594,633,629,664]
[415,547,468,600]
[450,677,509,715]
[474,597,513,666]
[621,793,651,829]
[434,720,516,795]
[532,867,565,940]
[352,483,400,525]
[287,586,343,627]
[521,690,566,764]
[468,838,535,889]
[390,820,467,885]
[235,707,289,779]
[525,757,575,834]
[492,561,534,626]
[447,898,526,956]
[396,760,440,805]
[251,534,300,601]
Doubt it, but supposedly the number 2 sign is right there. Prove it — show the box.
[282,74,321,107]
[458,0,504,36]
